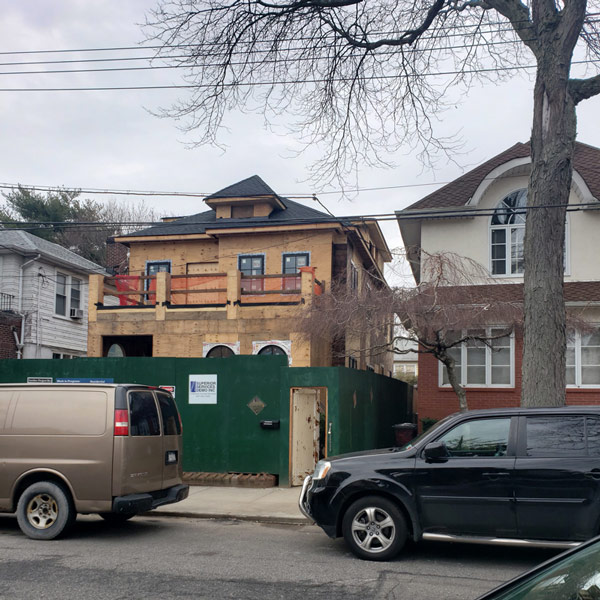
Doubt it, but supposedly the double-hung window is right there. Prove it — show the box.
[440,328,513,387]
[55,273,67,316]
[567,330,600,387]
[55,273,82,317]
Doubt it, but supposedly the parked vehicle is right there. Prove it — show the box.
[299,407,600,561]
[477,535,600,599]
[0,384,189,539]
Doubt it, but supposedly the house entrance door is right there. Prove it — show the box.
[290,387,325,486]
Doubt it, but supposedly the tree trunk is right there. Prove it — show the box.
[521,3,583,407]
[439,352,468,412]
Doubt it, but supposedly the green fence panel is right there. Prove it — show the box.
[0,358,410,486]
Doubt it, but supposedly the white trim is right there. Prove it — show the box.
[202,341,240,357]
[468,158,531,207]
[567,328,600,388]
[252,339,292,365]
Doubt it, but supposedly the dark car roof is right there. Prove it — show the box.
[448,406,600,419]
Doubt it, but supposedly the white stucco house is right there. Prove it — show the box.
[0,230,106,359]
[396,141,600,421]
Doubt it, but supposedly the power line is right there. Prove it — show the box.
[0,58,596,91]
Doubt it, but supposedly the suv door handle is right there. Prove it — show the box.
[482,472,510,480]
[585,470,600,480]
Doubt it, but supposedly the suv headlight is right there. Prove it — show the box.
[313,460,331,480]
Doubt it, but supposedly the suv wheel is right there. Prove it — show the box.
[16,481,75,540]
[342,496,407,561]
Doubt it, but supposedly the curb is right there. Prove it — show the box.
[149,510,311,526]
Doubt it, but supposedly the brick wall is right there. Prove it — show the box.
[0,312,21,359]
[416,332,600,423]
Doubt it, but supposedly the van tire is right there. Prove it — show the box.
[16,481,75,540]
[99,512,135,524]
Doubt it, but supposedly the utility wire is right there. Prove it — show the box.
[0,58,597,91]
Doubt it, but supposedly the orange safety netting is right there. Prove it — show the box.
[114,275,149,306]
[170,275,227,305]
[241,275,301,304]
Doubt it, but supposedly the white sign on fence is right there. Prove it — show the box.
[188,374,217,404]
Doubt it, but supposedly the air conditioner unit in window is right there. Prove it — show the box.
[70,308,84,319]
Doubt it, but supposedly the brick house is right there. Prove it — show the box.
[87,175,393,371]
[397,141,600,421]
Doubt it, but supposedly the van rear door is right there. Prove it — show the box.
[115,389,163,495]
[155,390,183,489]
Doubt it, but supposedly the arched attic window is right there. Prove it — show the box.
[490,189,527,276]
[490,188,568,276]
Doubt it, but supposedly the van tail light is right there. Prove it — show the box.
[114,409,129,436]
[178,411,183,433]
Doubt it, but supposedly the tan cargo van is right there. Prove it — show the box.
[0,383,189,540]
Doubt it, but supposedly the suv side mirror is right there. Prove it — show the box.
[424,441,449,462]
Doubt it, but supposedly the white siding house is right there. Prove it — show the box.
[0,230,106,359]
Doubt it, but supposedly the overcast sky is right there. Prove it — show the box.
[1,0,598,282]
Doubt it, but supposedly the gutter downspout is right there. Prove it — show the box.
[16,253,41,359]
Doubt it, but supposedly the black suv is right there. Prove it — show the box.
[299,407,600,561]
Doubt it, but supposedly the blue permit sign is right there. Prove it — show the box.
[55,378,114,384]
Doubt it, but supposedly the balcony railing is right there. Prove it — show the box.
[111,273,228,306]
[0,292,14,311]
[91,267,323,314]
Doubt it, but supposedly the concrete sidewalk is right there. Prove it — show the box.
[154,485,310,524]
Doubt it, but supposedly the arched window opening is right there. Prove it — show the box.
[490,189,527,275]
[257,345,287,357]
[206,345,235,358]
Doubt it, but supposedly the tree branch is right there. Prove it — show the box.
[569,74,600,104]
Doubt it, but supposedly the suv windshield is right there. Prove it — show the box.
[399,415,453,451]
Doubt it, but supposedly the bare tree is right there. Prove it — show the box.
[301,251,523,411]
[145,0,600,409]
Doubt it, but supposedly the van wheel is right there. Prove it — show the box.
[16,481,75,540]
[342,496,407,561]
[99,512,135,524]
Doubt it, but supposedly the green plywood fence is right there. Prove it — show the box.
[0,358,411,486]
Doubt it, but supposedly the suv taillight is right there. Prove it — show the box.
[114,409,129,436]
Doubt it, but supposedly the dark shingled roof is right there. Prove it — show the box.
[205,175,280,200]
[406,141,600,210]
[120,176,336,239]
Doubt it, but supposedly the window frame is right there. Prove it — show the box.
[281,252,310,274]
[439,328,515,388]
[55,272,68,316]
[55,271,83,318]
[238,254,265,276]
[489,189,570,278]
[567,328,600,388]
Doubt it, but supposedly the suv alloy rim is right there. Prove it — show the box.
[26,493,59,529]
[351,506,396,553]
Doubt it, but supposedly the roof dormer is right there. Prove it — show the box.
[204,175,286,219]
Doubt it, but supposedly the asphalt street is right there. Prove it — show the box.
[0,513,559,600]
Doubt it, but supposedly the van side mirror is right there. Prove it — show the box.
[424,441,449,462]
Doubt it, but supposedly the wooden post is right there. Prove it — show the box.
[155,271,171,321]
[227,270,241,319]
[300,266,315,306]
[87,274,104,323]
